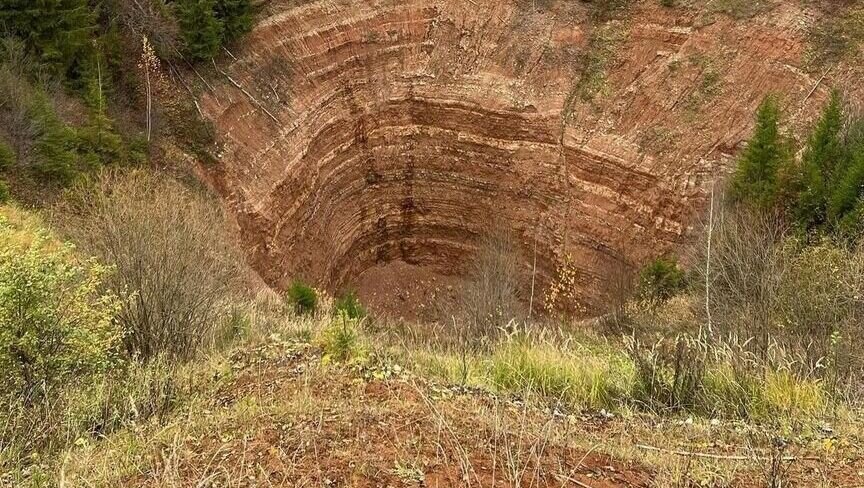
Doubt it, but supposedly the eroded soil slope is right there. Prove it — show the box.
[198,0,862,313]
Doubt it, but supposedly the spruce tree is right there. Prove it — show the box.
[215,0,253,43]
[0,0,95,79]
[827,117,864,232]
[730,95,790,209]
[796,90,845,230]
[176,0,224,61]
[77,57,124,167]
[27,90,79,184]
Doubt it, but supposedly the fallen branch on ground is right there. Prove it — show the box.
[635,444,816,462]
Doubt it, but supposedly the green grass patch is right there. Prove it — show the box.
[490,338,634,410]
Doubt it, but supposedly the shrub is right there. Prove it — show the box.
[0,140,14,170]
[319,314,365,364]
[451,229,523,341]
[0,180,9,203]
[287,280,317,316]
[60,170,243,361]
[0,208,122,399]
[1,355,201,466]
[333,290,366,319]
[638,256,686,304]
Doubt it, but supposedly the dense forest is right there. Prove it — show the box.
[0,0,252,200]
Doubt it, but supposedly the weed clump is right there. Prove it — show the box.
[490,336,633,411]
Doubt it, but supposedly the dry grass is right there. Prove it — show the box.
[33,320,863,488]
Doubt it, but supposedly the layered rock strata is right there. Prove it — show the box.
[197,0,862,314]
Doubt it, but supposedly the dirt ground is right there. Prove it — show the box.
[112,342,864,488]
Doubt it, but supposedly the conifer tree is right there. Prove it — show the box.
[827,117,864,233]
[0,0,96,79]
[176,0,224,61]
[27,91,79,184]
[215,0,253,43]
[730,95,790,209]
[78,56,124,167]
[796,90,845,230]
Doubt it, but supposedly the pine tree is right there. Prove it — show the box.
[176,0,224,61]
[77,56,124,167]
[0,0,96,79]
[27,90,79,184]
[215,0,253,43]
[827,117,864,232]
[796,90,846,230]
[730,95,790,209]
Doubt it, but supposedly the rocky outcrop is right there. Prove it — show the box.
[197,0,862,315]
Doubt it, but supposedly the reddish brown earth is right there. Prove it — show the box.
[121,341,864,487]
[197,0,863,316]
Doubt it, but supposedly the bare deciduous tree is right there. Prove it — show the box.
[60,170,244,360]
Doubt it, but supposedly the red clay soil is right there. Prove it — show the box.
[354,260,460,321]
[125,346,652,487]
[121,343,864,487]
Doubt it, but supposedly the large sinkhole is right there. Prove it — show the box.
[198,0,691,318]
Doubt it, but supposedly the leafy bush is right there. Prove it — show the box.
[333,290,367,320]
[0,208,122,398]
[61,170,243,361]
[638,256,686,304]
[287,280,317,316]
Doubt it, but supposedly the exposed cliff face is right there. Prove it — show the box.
[198,0,862,315]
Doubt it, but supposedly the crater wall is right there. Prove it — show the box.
[197,0,862,314]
